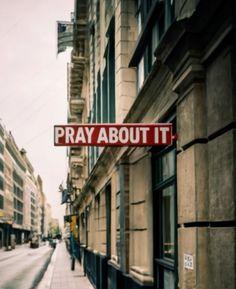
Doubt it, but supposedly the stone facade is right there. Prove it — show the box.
[65,1,236,289]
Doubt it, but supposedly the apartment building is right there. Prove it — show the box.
[0,123,53,248]
[0,124,5,248]
[64,1,236,289]
[37,175,46,238]
[4,131,28,245]
[20,149,38,236]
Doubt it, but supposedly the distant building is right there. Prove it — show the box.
[0,122,54,248]
[37,175,46,238]
[4,131,28,245]
[0,123,5,248]
[45,203,52,238]
[21,148,39,237]
[62,1,236,289]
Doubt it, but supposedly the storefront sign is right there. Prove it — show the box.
[184,254,194,270]
[54,124,173,146]
[0,216,13,224]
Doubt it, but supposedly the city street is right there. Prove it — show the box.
[0,1,235,289]
[0,244,53,289]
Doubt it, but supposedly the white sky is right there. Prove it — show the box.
[0,0,74,226]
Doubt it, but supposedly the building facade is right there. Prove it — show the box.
[0,123,53,248]
[64,1,236,289]
[0,124,5,248]
[37,175,46,238]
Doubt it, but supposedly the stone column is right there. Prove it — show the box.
[115,0,137,123]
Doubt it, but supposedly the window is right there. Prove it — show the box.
[88,18,115,172]
[162,184,175,259]
[14,212,23,225]
[13,170,23,187]
[104,16,115,123]
[0,142,4,154]
[13,172,24,225]
[95,194,100,225]
[137,56,145,91]
[152,115,177,289]
[131,0,175,89]
[0,159,4,173]
[14,184,23,199]
[13,171,23,200]
[96,72,101,124]
[136,0,154,35]
[14,197,23,212]
[31,197,36,205]
[0,176,4,191]
[102,68,108,123]
[0,194,4,209]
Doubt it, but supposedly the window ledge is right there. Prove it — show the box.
[108,258,120,270]
[130,266,154,285]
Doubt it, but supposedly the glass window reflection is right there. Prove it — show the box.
[162,185,175,259]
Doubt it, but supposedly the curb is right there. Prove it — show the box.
[36,245,59,289]
[31,247,55,289]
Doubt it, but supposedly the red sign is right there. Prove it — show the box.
[54,124,173,146]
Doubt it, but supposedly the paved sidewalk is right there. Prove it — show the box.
[37,241,94,289]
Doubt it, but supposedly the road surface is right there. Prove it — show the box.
[0,244,53,289]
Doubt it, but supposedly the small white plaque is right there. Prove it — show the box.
[184,254,194,270]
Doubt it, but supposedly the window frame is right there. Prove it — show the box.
[0,194,4,210]
[0,158,4,173]
[104,16,115,123]
[130,0,175,89]
[0,176,4,191]
[152,115,178,289]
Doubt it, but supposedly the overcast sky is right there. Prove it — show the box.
[0,0,74,226]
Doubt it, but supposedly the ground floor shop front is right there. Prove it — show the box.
[71,131,235,289]
[0,223,30,249]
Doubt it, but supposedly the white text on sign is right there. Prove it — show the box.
[54,124,173,146]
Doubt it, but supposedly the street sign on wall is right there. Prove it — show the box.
[184,254,194,270]
[54,124,173,146]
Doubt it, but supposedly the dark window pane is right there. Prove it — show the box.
[161,150,175,181]
[153,149,175,187]
[0,142,4,154]
[0,176,4,190]
[162,185,175,259]
[102,69,108,123]
[0,194,4,209]
[164,269,175,289]
[0,159,4,172]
